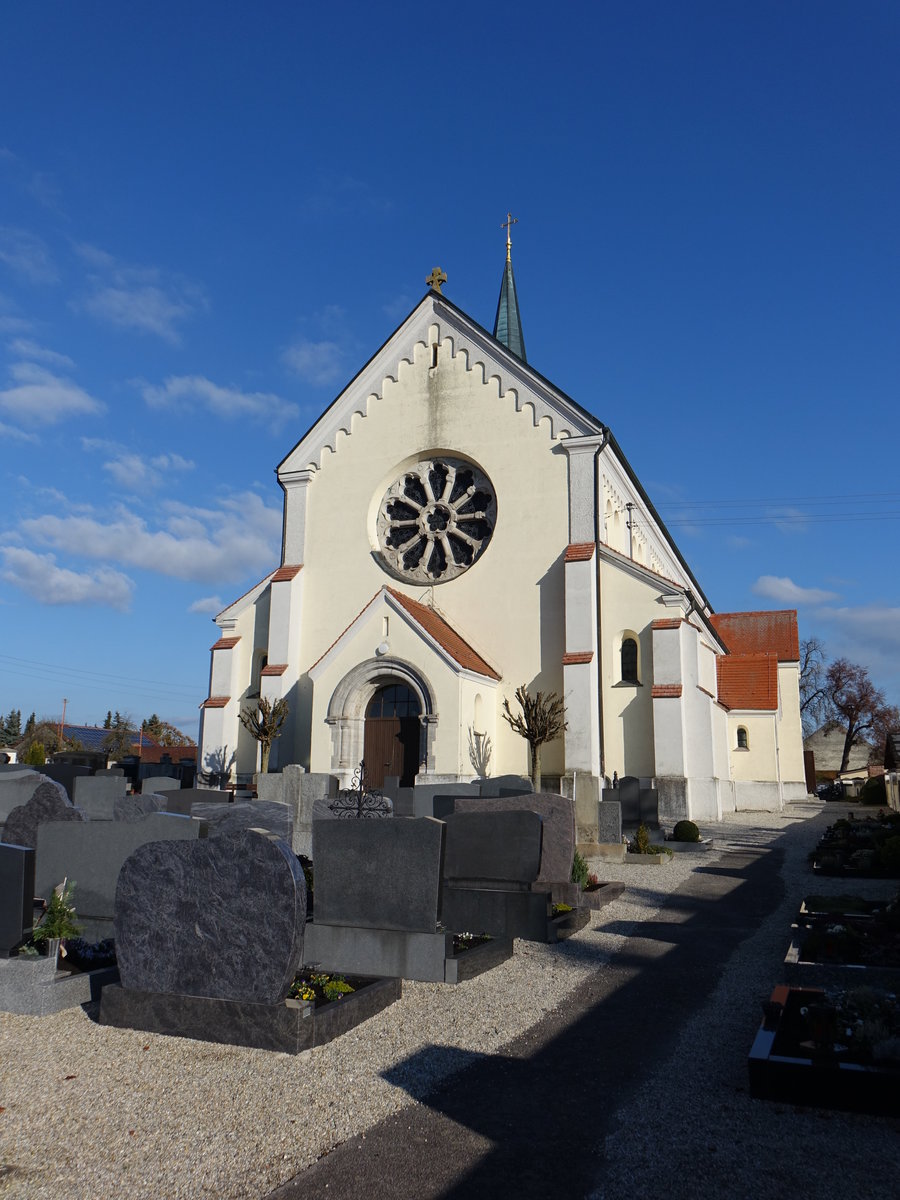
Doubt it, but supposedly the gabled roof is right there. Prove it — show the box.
[309,586,500,682]
[716,654,779,711]
[710,610,799,662]
[385,589,500,680]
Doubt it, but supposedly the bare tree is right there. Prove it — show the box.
[825,658,900,772]
[102,714,138,762]
[799,636,829,736]
[239,696,288,774]
[501,685,567,790]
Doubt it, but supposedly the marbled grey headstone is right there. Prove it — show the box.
[479,775,534,797]
[115,829,306,1003]
[1,842,35,953]
[452,793,575,887]
[2,779,84,849]
[141,775,181,794]
[73,774,127,819]
[114,793,168,822]
[598,799,622,843]
[0,771,42,822]
[40,763,92,801]
[36,812,203,919]
[313,817,444,932]
[618,776,641,825]
[190,800,291,841]
[442,810,542,884]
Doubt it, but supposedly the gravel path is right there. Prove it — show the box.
[1,802,897,1199]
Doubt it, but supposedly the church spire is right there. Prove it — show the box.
[493,212,526,362]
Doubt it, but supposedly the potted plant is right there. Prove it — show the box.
[31,879,83,964]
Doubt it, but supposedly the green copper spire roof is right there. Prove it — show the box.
[493,213,526,362]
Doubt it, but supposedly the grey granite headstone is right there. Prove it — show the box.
[442,810,543,884]
[115,829,306,1004]
[36,812,203,919]
[639,787,660,827]
[452,793,575,888]
[114,793,168,821]
[598,799,622,843]
[0,770,42,822]
[313,817,444,933]
[411,781,480,818]
[258,767,337,857]
[95,768,124,776]
[1,842,35,954]
[618,776,641,825]
[190,800,291,841]
[72,774,127,819]
[161,787,232,815]
[2,779,85,849]
[141,775,181,794]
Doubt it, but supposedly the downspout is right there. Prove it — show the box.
[594,430,611,781]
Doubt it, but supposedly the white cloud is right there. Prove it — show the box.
[0,547,134,610]
[102,451,195,491]
[188,595,224,615]
[0,420,38,443]
[74,244,207,343]
[7,338,75,368]
[140,374,298,425]
[752,575,840,605]
[282,337,344,386]
[21,491,282,584]
[0,361,104,424]
[0,226,58,284]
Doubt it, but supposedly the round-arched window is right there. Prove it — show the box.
[376,457,496,584]
[737,726,749,750]
[366,684,421,719]
[621,637,639,684]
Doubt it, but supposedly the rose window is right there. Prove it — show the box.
[376,458,496,583]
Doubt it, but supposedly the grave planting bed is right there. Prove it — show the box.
[444,934,513,983]
[748,984,900,1115]
[547,906,591,942]
[100,973,401,1054]
[810,813,900,878]
[578,880,625,910]
[1,953,119,1017]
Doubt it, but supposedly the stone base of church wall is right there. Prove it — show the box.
[782,780,812,803]
[734,780,783,812]
[656,776,723,824]
[686,777,721,822]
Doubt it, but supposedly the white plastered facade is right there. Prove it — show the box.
[198,291,806,820]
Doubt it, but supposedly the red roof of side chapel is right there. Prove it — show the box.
[710,610,799,661]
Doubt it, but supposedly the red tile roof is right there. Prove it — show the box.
[210,636,241,651]
[710,610,799,661]
[386,588,501,680]
[261,663,288,676]
[563,651,593,665]
[201,695,230,709]
[565,542,595,562]
[652,685,683,699]
[271,564,303,582]
[716,654,778,711]
[652,618,682,630]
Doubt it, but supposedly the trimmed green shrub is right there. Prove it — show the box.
[571,849,589,888]
[23,741,46,766]
[672,820,701,843]
[860,777,887,806]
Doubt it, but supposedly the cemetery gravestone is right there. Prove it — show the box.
[40,764,91,801]
[0,771,42,823]
[617,776,641,825]
[2,780,85,849]
[190,800,291,842]
[72,774,127,820]
[0,843,35,954]
[141,775,181,794]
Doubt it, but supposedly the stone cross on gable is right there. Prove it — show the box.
[426,266,447,293]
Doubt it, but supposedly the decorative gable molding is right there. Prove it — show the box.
[277,295,603,479]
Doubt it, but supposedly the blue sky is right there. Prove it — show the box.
[1,1,898,739]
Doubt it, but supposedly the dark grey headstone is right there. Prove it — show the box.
[431,795,476,821]
[190,800,291,841]
[442,810,542,885]
[36,812,203,919]
[313,817,444,933]
[618,776,641,825]
[163,787,232,816]
[39,763,92,800]
[598,799,622,843]
[452,793,575,887]
[1,842,35,953]
[639,787,660,827]
[2,779,85,849]
[411,782,480,818]
[115,829,306,1003]
[479,775,534,797]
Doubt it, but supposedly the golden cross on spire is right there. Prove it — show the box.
[501,212,518,262]
[426,266,447,293]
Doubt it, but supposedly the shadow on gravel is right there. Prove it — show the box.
[269,834,796,1200]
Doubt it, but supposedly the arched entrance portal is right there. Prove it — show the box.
[364,684,421,787]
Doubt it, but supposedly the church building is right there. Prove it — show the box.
[199,239,806,824]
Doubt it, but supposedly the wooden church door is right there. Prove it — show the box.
[363,684,421,787]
